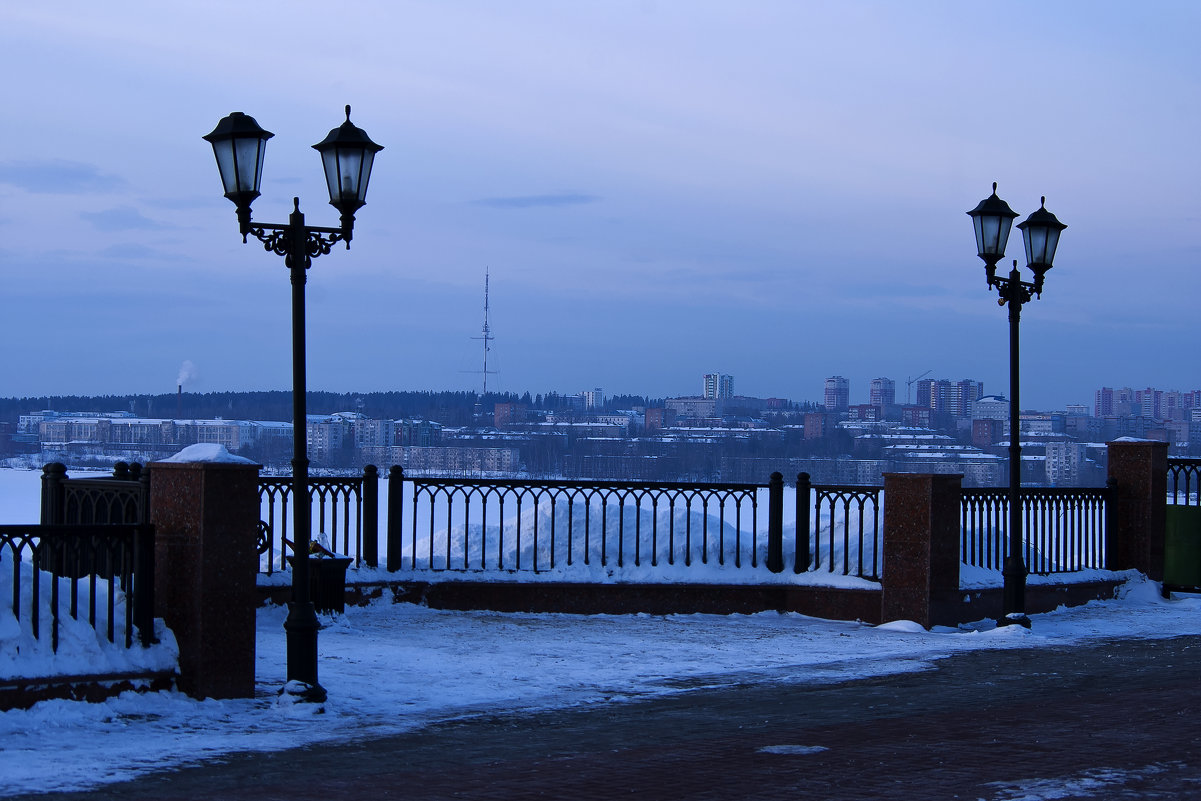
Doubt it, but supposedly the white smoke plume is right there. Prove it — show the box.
[177,360,199,388]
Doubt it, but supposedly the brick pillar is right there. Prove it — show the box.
[150,459,261,699]
[880,473,962,629]
[1107,440,1168,581]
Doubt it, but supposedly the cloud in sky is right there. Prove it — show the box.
[473,194,600,209]
[81,207,166,232]
[0,160,125,194]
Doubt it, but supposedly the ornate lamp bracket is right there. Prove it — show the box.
[242,198,350,269]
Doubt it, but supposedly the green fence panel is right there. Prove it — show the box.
[1164,506,1201,588]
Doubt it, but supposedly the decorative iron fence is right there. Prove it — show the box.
[794,472,882,579]
[1167,458,1201,506]
[960,485,1113,574]
[0,523,155,652]
[394,472,763,573]
[385,468,884,581]
[257,466,379,574]
[41,462,149,527]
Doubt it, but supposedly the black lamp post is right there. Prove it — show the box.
[967,182,1066,627]
[205,106,382,699]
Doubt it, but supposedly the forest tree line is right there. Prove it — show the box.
[0,390,661,427]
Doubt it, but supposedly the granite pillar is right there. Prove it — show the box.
[880,473,963,629]
[150,459,260,699]
[1107,439,1168,581]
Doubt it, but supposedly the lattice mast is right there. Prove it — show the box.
[470,269,497,394]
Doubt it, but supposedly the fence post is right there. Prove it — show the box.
[794,472,811,573]
[137,466,152,525]
[766,472,784,573]
[362,464,379,568]
[1104,477,1119,570]
[150,455,261,699]
[134,523,156,647]
[1106,439,1168,580]
[387,465,404,572]
[880,472,963,629]
[40,463,66,525]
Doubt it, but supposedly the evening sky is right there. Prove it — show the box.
[2,2,1197,409]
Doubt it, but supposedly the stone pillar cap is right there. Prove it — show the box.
[157,443,258,465]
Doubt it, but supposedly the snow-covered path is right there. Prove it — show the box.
[1,576,1199,796]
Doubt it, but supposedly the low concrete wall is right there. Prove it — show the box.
[0,670,177,711]
[262,574,1128,627]
[262,580,884,622]
[942,580,1125,626]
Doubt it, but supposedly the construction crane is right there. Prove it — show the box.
[905,370,932,405]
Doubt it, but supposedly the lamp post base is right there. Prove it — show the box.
[283,601,326,702]
[1001,552,1029,628]
[997,611,1032,629]
[278,680,327,707]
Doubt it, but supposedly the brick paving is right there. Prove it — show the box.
[21,636,1201,800]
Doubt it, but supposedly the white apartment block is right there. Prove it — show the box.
[703,373,734,400]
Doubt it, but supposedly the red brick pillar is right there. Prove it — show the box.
[1107,440,1168,581]
[880,473,962,629]
[150,458,261,699]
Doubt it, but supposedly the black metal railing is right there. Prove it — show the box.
[795,472,883,580]
[258,465,379,573]
[392,468,766,573]
[1167,458,1201,506]
[0,523,155,652]
[960,485,1113,574]
[40,462,150,581]
[386,468,884,581]
[41,462,149,527]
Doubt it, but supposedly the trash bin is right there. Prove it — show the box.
[308,555,353,614]
[1164,506,1201,590]
[286,553,353,614]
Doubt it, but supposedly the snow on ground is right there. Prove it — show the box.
[0,575,1199,796]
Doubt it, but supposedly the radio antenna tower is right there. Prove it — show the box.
[470,269,498,394]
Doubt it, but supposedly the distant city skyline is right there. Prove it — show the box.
[1,3,1198,410]
[9,374,1201,418]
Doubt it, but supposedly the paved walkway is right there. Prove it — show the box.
[22,636,1201,800]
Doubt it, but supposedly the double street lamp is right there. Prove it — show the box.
[967,183,1066,626]
[205,106,383,699]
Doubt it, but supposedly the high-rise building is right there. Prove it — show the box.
[928,380,952,414]
[869,378,895,408]
[1138,388,1162,420]
[824,376,849,412]
[912,377,982,419]
[948,379,984,419]
[915,379,935,409]
[703,373,734,399]
[582,388,604,409]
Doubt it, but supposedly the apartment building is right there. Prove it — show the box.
[703,373,734,400]
[824,377,849,412]
[869,378,895,408]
